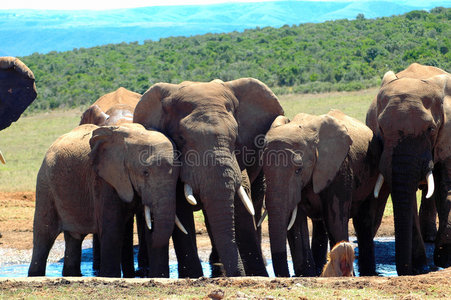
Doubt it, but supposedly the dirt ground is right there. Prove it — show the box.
[0,191,396,251]
[1,191,450,299]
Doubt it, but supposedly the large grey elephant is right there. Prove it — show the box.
[262,110,384,277]
[134,78,284,277]
[0,56,38,163]
[28,123,180,277]
[79,87,148,276]
[366,63,451,274]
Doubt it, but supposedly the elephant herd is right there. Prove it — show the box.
[0,57,449,278]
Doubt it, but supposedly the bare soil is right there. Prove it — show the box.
[1,191,450,299]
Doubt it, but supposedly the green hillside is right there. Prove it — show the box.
[20,7,450,111]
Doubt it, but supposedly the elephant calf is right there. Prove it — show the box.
[262,109,384,277]
[28,123,180,277]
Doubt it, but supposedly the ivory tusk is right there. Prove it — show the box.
[238,185,255,216]
[257,209,268,227]
[426,171,434,199]
[184,184,197,205]
[0,150,5,164]
[374,173,384,198]
[287,206,298,231]
[144,205,152,231]
[175,215,188,235]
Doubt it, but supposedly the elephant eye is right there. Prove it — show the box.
[427,126,435,134]
[143,170,150,177]
[295,168,302,175]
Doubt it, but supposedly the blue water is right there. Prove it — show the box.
[0,237,438,278]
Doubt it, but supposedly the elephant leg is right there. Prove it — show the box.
[172,182,203,278]
[234,177,268,276]
[62,231,84,277]
[353,196,378,276]
[135,209,149,277]
[311,219,328,276]
[412,199,428,274]
[92,234,101,273]
[121,215,135,278]
[287,206,316,277]
[28,194,60,277]
[98,197,126,277]
[419,187,438,243]
[204,210,225,277]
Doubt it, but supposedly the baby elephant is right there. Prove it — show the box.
[28,123,180,277]
[321,242,355,277]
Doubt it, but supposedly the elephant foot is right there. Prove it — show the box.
[210,262,226,278]
[135,267,149,278]
[422,228,437,243]
[434,244,451,268]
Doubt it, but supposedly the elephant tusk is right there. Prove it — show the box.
[238,185,255,216]
[426,171,434,199]
[257,209,268,227]
[0,150,5,164]
[374,173,384,198]
[287,205,298,231]
[144,205,152,231]
[184,184,197,205]
[175,215,188,235]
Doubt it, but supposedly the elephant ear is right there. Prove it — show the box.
[0,57,37,130]
[380,70,397,87]
[89,127,134,203]
[80,105,109,125]
[429,74,451,162]
[312,115,352,194]
[270,115,289,129]
[225,78,284,180]
[133,83,180,131]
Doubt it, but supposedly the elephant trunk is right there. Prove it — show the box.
[191,152,245,277]
[266,190,290,277]
[391,152,422,275]
[143,193,176,249]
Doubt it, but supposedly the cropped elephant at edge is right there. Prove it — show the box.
[28,123,180,278]
[134,78,284,277]
[79,87,141,126]
[366,63,451,274]
[0,56,38,164]
[262,110,385,277]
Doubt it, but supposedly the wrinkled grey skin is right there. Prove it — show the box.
[262,110,384,277]
[28,124,179,278]
[134,78,283,277]
[366,63,451,274]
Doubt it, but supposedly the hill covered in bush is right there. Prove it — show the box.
[21,7,450,111]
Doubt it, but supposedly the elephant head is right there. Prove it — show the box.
[134,78,283,276]
[0,57,38,164]
[366,63,451,273]
[89,123,180,248]
[262,112,352,277]
[80,87,140,126]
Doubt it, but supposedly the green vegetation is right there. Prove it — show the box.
[20,7,450,112]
